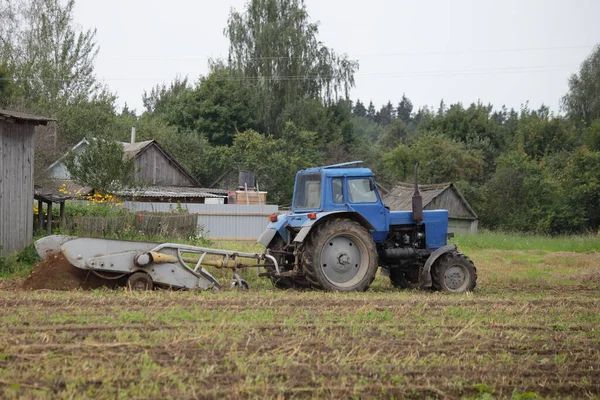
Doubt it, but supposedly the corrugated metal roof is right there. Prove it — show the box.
[0,109,55,125]
[116,186,226,199]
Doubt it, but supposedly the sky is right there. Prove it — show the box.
[74,0,600,115]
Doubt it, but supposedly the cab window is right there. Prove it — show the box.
[332,178,344,204]
[293,173,322,209]
[348,178,377,203]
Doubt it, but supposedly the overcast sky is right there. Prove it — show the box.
[74,0,600,115]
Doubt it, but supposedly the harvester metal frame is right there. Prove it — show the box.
[35,235,280,290]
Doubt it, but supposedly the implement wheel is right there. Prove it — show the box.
[431,252,477,293]
[302,219,377,292]
[127,272,153,291]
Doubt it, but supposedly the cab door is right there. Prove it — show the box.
[345,177,389,241]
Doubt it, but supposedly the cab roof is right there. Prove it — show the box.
[299,165,374,178]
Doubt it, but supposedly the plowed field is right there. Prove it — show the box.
[0,249,599,399]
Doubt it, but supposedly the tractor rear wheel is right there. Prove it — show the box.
[266,237,311,290]
[431,252,477,293]
[302,219,378,292]
[389,261,424,289]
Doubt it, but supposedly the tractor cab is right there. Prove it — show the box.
[291,162,390,240]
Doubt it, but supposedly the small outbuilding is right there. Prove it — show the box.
[383,182,478,234]
[0,109,54,254]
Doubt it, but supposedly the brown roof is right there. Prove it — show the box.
[383,182,478,220]
[121,140,154,157]
[0,109,55,125]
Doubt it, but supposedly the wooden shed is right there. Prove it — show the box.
[383,182,478,234]
[47,138,227,203]
[0,109,54,254]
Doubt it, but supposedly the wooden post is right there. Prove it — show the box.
[37,199,43,231]
[47,202,53,235]
[59,201,66,228]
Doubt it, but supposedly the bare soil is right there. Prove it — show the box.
[21,254,109,291]
[1,248,599,398]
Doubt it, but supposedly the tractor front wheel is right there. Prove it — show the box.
[302,219,378,292]
[431,252,477,293]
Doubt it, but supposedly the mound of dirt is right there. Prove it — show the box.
[22,253,110,291]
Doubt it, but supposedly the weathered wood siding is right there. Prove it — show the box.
[0,121,35,254]
[134,144,195,187]
[448,218,478,234]
[426,188,474,219]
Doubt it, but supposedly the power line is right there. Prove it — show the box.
[106,44,597,62]
[0,63,580,83]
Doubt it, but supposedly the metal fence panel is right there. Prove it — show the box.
[123,202,278,240]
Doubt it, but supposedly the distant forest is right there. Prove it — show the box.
[1,0,599,234]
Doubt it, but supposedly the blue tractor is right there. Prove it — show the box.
[258,161,477,293]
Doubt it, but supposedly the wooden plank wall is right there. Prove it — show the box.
[0,121,35,254]
[134,144,194,187]
[427,189,475,220]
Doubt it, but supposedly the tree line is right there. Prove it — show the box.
[1,0,599,234]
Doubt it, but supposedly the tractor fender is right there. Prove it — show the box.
[420,244,457,289]
[257,228,279,247]
[293,211,375,244]
[257,213,293,247]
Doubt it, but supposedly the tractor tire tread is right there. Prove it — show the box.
[301,218,377,292]
[431,251,477,293]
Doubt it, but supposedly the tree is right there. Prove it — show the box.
[397,94,413,124]
[353,99,367,117]
[376,101,395,126]
[560,148,600,231]
[0,60,13,106]
[480,151,570,233]
[382,133,484,184]
[377,119,408,150]
[5,0,101,112]
[228,123,322,204]
[562,44,600,125]
[225,0,358,134]
[64,139,136,194]
[366,101,376,121]
[192,65,256,146]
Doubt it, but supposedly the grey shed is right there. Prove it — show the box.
[383,182,478,234]
[0,109,54,254]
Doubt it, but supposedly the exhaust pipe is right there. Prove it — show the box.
[412,162,423,223]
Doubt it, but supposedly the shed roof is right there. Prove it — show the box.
[34,187,76,203]
[0,109,55,125]
[116,186,227,199]
[119,140,200,187]
[383,182,478,220]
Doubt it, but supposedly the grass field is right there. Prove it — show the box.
[0,233,599,399]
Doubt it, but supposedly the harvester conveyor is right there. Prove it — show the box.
[35,235,279,290]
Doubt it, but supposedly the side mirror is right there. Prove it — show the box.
[369,178,376,192]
